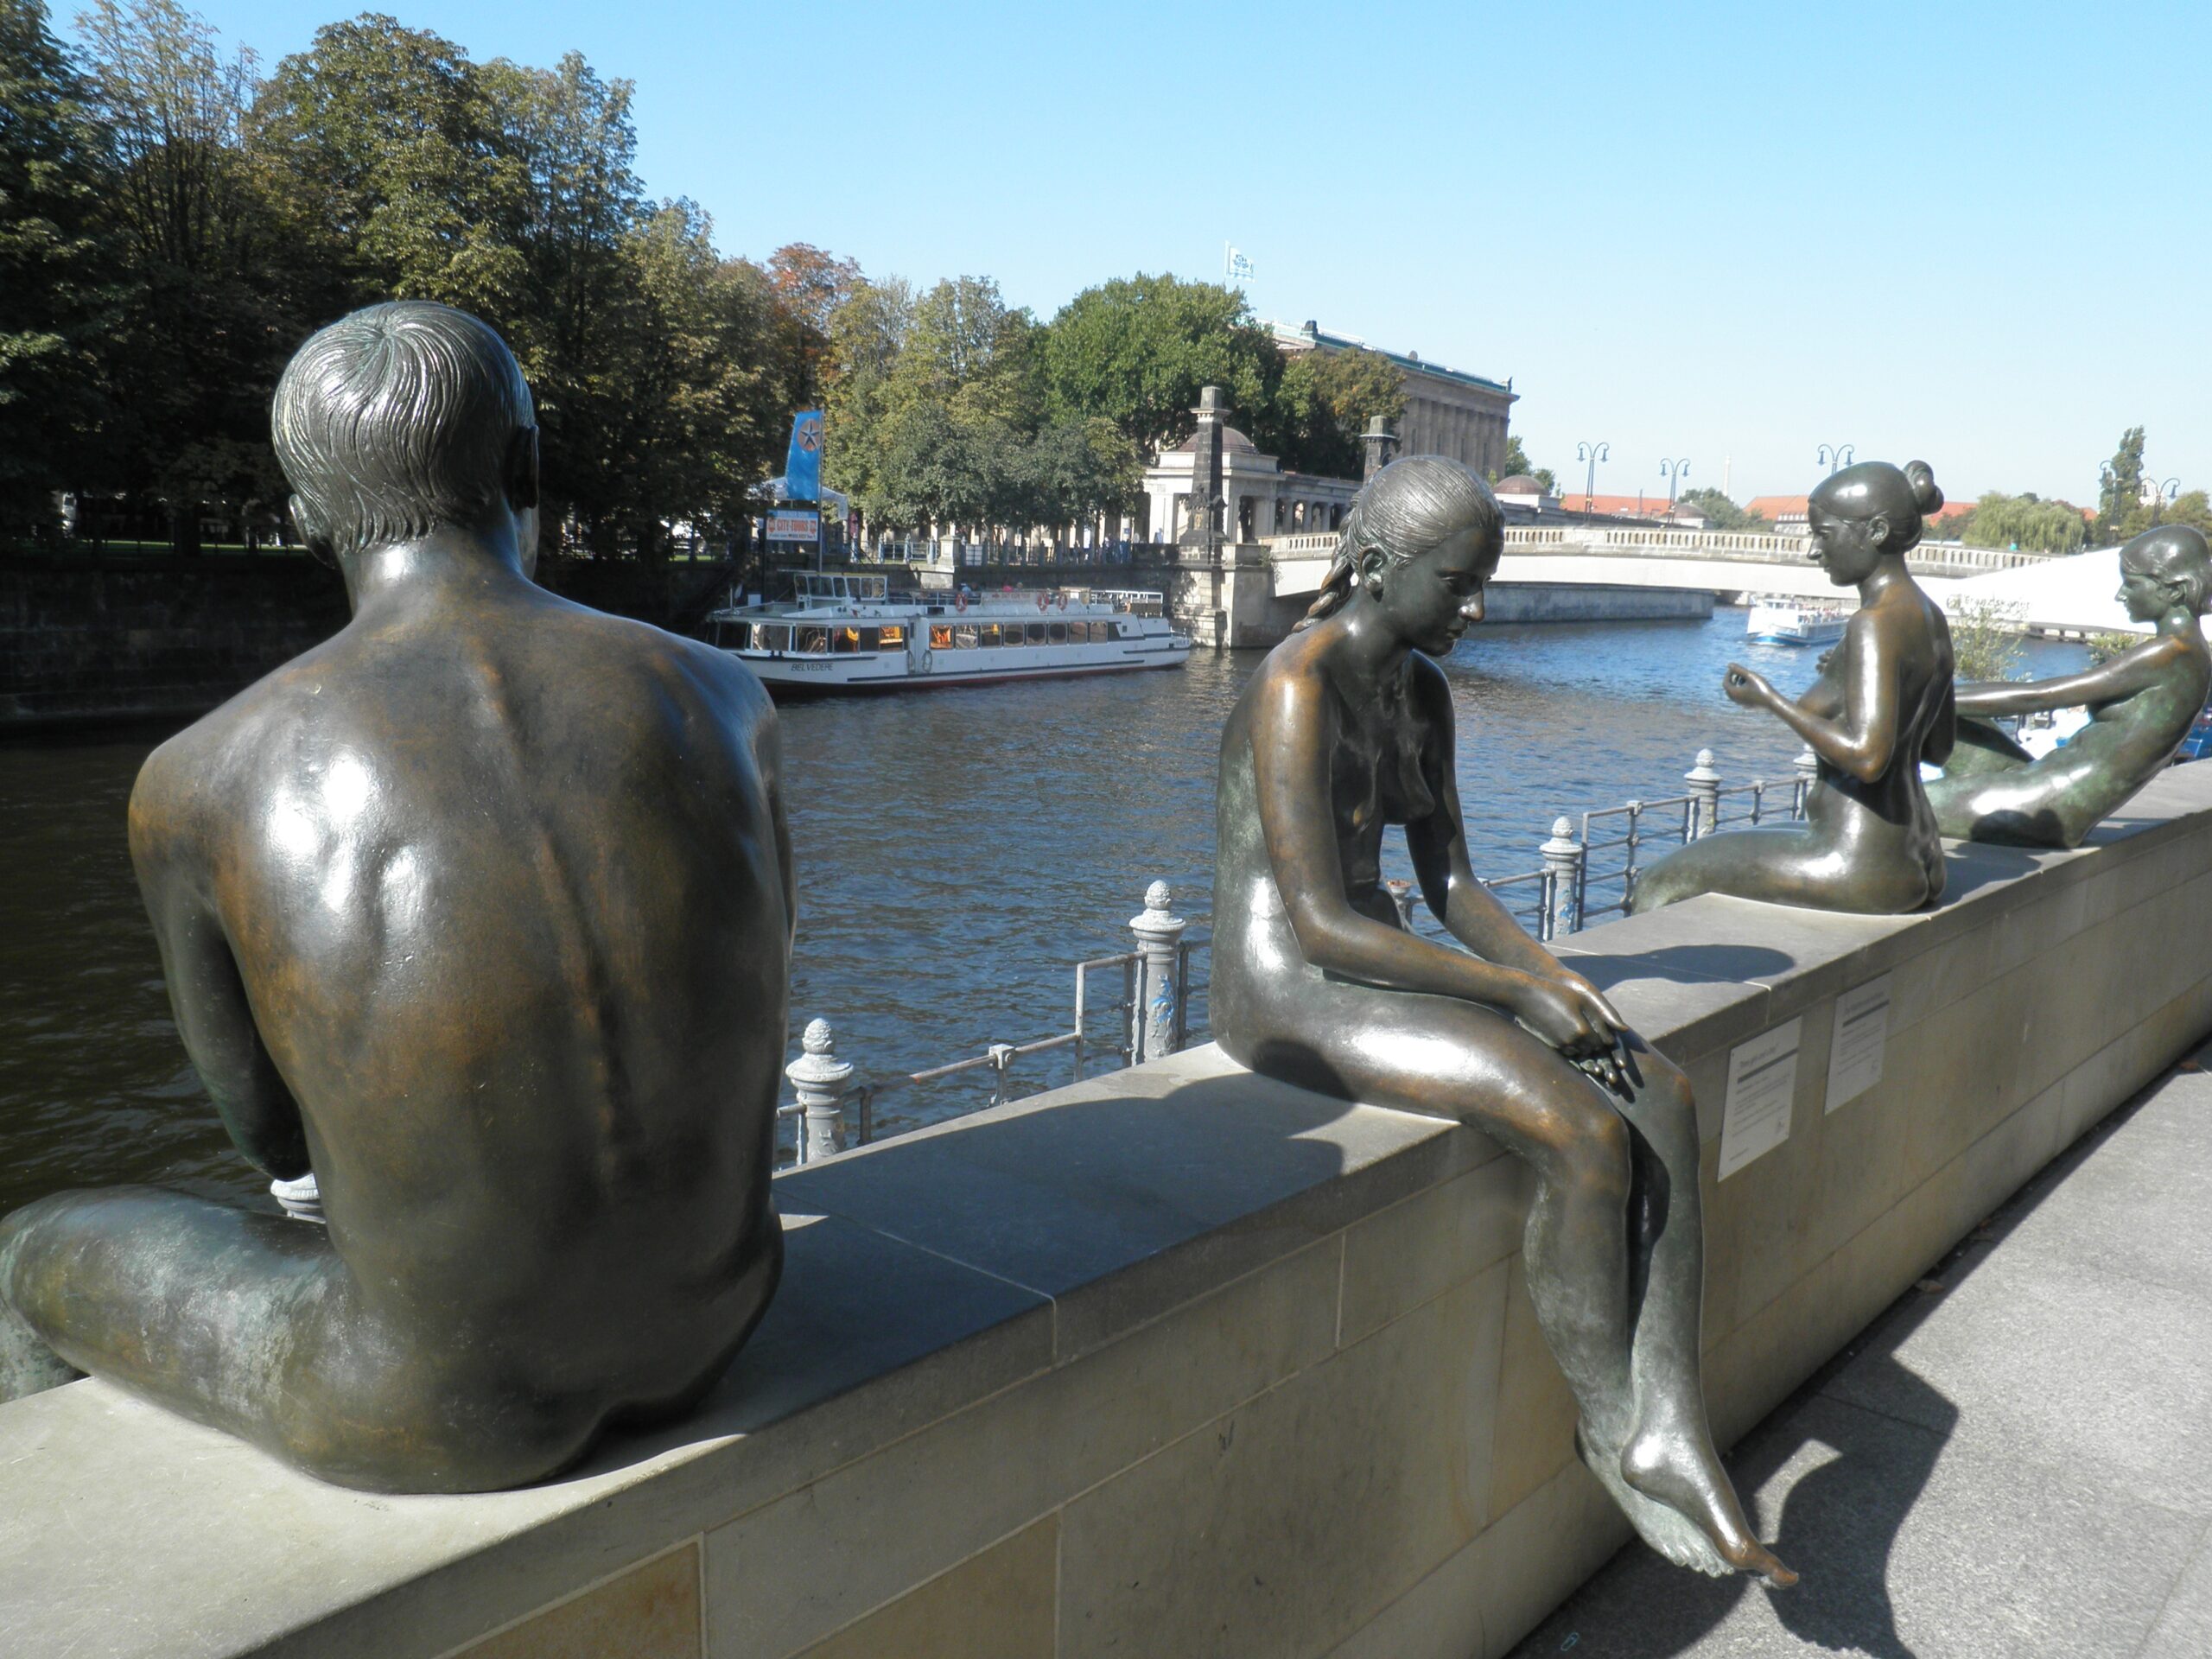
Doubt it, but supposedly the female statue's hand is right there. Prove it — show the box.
[1510,970,1625,1058]
[1723,662,1777,709]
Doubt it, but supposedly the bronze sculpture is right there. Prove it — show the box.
[1924,526,2212,848]
[1212,456,1794,1585]
[0,302,794,1492]
[1630,461,1955,915]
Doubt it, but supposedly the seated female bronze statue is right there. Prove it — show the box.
[1924,525,2212,849]
[1212,456,1792,1584]
[1630,461,1955,915]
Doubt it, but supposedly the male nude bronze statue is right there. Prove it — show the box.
[1924,525,2212,848]
[0,302,794,1492]
[1630,461,1955,915]
[1212,455,1794,1585]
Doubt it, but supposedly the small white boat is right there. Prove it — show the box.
[1746,596,1851,646]
[704,574,1191,696]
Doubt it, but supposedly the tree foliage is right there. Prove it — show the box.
[1039,273,1281,450]
[0,0,116,533]
[2095,426,2145,544]
[1674,486,1761,531]
[1951,492,2088,555]
[1261,346,1404,479]
[1489,435,1556,495]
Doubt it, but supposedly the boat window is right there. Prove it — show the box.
[931,625,954,650]
[830,626,860,654]
[797,626,830,654]
[953,626,979,650]
[1047,622,1066,643]
[1065,621,1089,643]
[878,625,905,651]
[1025,623,1047,645]
[976,624,1003,647]
[716,620,749,648]
[756,624,790,652]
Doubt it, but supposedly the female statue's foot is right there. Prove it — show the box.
[1573,1427,1738,1580]
[1619,1426,1796,1587]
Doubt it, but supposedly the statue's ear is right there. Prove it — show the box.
[1864,512,1891,550]
[505,426,540,512]
[289,494,335,569]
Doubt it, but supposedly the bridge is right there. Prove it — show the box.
[1264,524,2058,604]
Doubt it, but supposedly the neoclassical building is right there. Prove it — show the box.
[1268,320,1516,479]
[1139,421,1359,545]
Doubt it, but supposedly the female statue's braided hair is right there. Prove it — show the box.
[1293,454,1503,631]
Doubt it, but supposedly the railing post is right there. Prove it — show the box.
[786,1018,853,1162]
[1793,746,1820,817]
[987,1042,1016,1108]
[1128,879,1187,1064]
[1685,748,1721,838]
[1540,817,1585,939]
[270,1173,324,1225]
[1384,877,1418,931]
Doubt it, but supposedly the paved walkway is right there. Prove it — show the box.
[1510,1042,2212,1659]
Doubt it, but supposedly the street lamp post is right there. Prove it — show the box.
[1816,443,1855,476]
[1659,457,1691,512]
[1577,441,1610,512]
[2150,477,2181,526]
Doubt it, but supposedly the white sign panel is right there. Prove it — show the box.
[1825,974,1893,1113]
[1719,1016,1802,1179]
[766,510,820,543]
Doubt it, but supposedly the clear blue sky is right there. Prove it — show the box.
[75,1,2211,506]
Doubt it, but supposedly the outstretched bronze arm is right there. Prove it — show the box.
[1955,645,2178,718]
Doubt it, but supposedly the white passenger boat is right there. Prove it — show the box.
[704,574,1192,696]
[1745,596,1852,646]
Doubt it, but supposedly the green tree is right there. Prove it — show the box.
[2155,490,2212,537]
[1040,273,1281,448]
[819,273,912,514]
[1960,492,2087,555]
[1489,435,1556,495]
[1262,346,1404,478]
[76,0,292,553]
[1948,597,2026,681]
[1674,486,1760,530]
[0,0,117,536]
[2095,426,2145,543]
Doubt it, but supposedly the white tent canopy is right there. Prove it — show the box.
[1944,545,2140,636]
[751,476,850,512]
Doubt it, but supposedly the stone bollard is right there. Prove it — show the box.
[1685,748,1722,839]
[1794,746,1820,817]
[270,1173,324,1225]
[1539,817,1586,939]
[785,1019,853,1163]
[1384,878,1417,931]
[1128,880,1187,1065]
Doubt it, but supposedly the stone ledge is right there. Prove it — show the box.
[3,764,2211,1656]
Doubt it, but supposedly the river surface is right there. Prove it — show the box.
[0,611,2091,1211]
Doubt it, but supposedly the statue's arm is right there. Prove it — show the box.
[1758,613,1906,783]
[1404,666,1570,980]
[1955,647,2172,716]
[128,765,309,1179]
[1249,670,1551,1014]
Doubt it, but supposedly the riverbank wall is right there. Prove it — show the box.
[9,761,2212,1657]
[0,557,740,728]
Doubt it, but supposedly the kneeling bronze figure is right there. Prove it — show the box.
[0,302,794,1492]
[1630,461,1956,916]
[1211,456,1793,1584]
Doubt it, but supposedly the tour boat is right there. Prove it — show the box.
[1745,596,1851,646]
[703,574,1192,696]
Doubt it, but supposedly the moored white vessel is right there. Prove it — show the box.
[1745,595,1851,646]
[704,574,1192,696]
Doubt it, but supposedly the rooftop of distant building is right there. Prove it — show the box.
[1264,320,1513,398]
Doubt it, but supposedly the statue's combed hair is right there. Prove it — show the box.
[1294,454,1503,629]
[1810,459,1944,556]
[2126,524,2212,614]
[272,302,534,562]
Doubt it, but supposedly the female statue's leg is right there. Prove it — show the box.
[1230,985,1786,1580]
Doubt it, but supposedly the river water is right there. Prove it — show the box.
[0,611,2091,1212]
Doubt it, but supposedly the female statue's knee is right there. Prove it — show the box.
[1555,1109,1634,1205]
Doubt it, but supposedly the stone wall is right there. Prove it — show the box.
[0,556,738,726]
[7,765,2212,1657]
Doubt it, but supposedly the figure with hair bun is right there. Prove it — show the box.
[1213,455,1795,1586]
[1630,460,1957,915]
[0,302,794,1491]
[1923,524,2212,848]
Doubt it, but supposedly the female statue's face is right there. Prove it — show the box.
[1806,502,1886,587]
[1371,522,1498,655]
[2116,557,2182,623]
